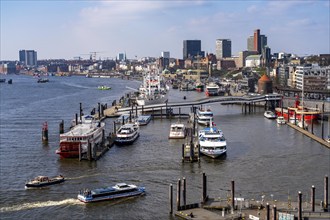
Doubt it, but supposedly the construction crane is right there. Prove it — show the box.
[89,51,106,61]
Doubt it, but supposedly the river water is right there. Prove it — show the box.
[0,75,329,220]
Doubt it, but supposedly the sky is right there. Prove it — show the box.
[1,0,329,60]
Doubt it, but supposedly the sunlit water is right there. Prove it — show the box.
[0,75,329,219]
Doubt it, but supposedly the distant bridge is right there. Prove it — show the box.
[117,94,283,114]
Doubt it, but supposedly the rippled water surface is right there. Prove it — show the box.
[0,75,329,219]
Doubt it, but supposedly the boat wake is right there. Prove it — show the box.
[61,82,91,89]
[0,199,82,213]
[125,86,138,91]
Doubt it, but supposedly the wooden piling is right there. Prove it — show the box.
[87,141,92,161]
[202,173,207,203]
[311,185,315,212]
[59,120,64,134]
[183,177,186,206]
[273,205,277,220]
[324,175,328,211]
[266,203,270,220]
[298,191,302,220]
[177,179,181,211]
[231,180,235,210]
[42,121,48,143]
[169,184,173,214]
[98,103,101,119]
[79,143,81,161]
[181,144,184,162]
[79,102,82,122]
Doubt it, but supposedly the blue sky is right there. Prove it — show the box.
[1,0,329,60]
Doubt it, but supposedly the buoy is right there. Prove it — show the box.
[183,96,186,100]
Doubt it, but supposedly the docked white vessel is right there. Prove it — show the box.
[56,115,105,158]
[198,121,227,158]
[205,82,220,96]
[136,71,169,106]
[196,108,213,125]
[168,122,186,139]
[264,110,277,119]
[115,123,140,145]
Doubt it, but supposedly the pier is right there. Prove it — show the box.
[170,173,330,220]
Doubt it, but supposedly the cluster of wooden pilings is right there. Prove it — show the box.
[169,173,329,220]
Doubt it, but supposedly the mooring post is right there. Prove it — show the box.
[78,143,81,161]
[59,120,64,134]
[321,103,325,139]
[160,107,163,119]
[266,203,270,220]
[324,175,328,212]
[298,191,302,220]
[79,102,82,122]
[202,173,207,203]
[176,179,181,211]
[169,184,173,214]
[198,144,201,162]
[113,121,116,133]
[273,205,277,220]
[231,180,235,210]
[183,177,186,207]
[42,121,48,143]
[311,185,315,212]
[311,118,314,134]
[129,111,132,123]
[135,106,138,118]
[190,141,194,162]
[98,103,101,120]
[142,105,144,115]
[181,144,184,162]
[87,141,92,161]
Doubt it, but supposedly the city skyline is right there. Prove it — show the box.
[1,0,329,61]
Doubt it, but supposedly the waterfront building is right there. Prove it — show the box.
[215,39,231,59]
[19,50,37,66]
[295,64,330,91]
[183,40,203,60]
[258,74,273,94]
[245,55,262,67]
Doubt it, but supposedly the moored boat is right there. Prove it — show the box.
[264,110,277,119]
[37,78,49,83]
[25,175,65,188]
[115,123,139,145]
[198,121,227,158]
[205,82,220,96]
[77,183,145,203]
[56,116,105,158]
[196,107,213,125]
[136,115,151,126]
[169,122,186,139]
[276,116,286,125]
[136,70,169,106]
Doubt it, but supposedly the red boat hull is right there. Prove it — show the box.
[56,141,81,158]
[275,108,319,121]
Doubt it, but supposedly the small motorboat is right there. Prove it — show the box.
[25,175,65,188]
[98,85,111,90]
[276,116,286,125]
[169,122,186,139]
[264,110,276,119]
[37,78,49,83]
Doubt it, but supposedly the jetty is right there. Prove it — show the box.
[169,173,330,220]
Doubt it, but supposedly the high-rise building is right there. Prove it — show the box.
[117,53,126,61]
[247,36,254,51]
[161,51,170,59]
[183,40,202,60]
[19,50,37,66]
[247,29,268,55]
[215,39,231,59]
[253,29,261,54]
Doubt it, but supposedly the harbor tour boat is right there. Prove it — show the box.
[205,82,220,96]
[25,175,65,188]
[276,116,286,125]
[196,107,213,126]
[77,183,145,203]
[56,116,105,158]
[264,110,277,119]
[115,123,140,145]
[136,70,169,106]
[169,122,187,139]
[198,120,227,158]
